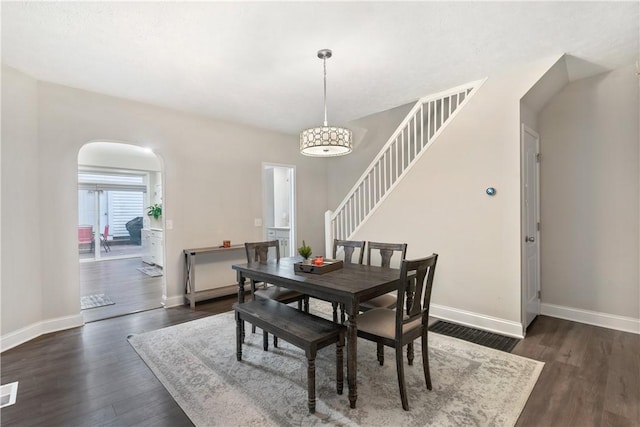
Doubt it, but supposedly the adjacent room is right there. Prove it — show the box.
[1,2,638,426]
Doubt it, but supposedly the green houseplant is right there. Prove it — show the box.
[146,203,162,220]
[297,240,312,261]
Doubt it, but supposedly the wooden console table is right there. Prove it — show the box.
[183,244,247,309]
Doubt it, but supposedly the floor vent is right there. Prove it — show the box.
[0,382,18,408]
[429,321,520,352]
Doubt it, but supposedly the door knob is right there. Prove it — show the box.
[525,236,535,243]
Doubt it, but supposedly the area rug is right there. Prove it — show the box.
[128,301,543,427]
[136,266,163,277]
[80,294,115,310]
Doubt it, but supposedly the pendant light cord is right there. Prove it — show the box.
[323,56,328,127]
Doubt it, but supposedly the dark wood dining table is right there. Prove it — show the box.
[232,257,401,409]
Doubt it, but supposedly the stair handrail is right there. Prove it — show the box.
[330,78,486,218]
[325,78,487,248]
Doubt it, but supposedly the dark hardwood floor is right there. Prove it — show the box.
[1,298,638,426]
[512,316,639,427]
[80,257,163,323]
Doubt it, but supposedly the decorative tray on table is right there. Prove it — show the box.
[294,259,343,274]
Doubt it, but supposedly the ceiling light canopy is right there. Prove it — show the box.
[300,49,353,157]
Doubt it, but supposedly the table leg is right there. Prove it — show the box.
[237,271,246,341]
[185,252,197,310]
[345,300,358,408]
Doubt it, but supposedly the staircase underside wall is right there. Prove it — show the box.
[351,56,561,337]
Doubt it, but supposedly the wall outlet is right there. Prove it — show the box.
[254,218,262,227]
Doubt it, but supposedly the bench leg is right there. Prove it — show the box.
[274,335,278,348]
[337,334,344,395]
[307,356,316,414]
[263,330,269,351]
[235,313,242,361]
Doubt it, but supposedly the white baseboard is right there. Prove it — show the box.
[163,294,184,308]
[430,303,524,339]
[1,314,84,353]
[541,303,640,335]
[164,284,252,309]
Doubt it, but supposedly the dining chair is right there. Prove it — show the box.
[356,253,438,411]
[360,241,408,312]
[245,240,309,347]
[331,239,366,323]
[78,225,94,253]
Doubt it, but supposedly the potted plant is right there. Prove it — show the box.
[146,203,162,220]
[298,240,312,264]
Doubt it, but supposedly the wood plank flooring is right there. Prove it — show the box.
[512,316,639,427]
[1,298,638,426]
[80,258,163,323]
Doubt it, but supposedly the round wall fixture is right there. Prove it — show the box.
[486,187,496,196]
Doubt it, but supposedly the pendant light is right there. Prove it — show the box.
[300,49,353,157]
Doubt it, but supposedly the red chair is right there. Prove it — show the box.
[78,226,94,253]
[100,225,111,252]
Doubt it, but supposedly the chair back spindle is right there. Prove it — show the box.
[332,239,365,265]
[245,240,280,264]
[366,241,407,268]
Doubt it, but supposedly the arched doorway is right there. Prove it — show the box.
[77,141,165,322]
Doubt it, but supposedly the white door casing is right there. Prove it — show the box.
[522,124,541,330]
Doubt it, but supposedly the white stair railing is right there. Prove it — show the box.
[325,79,485,252]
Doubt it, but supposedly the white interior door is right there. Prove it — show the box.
[522,125,541,329]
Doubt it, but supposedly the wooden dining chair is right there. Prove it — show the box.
[245,240,309,347]
[356,253,438,411]
[331,239,366,323]
[360,241,408,312]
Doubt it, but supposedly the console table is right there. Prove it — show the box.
[183,244,247,309]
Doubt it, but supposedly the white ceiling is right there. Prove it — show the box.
[2,2,638,135]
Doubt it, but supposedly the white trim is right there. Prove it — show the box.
[163,294,184,308]
[0,382,19,408]
[430,303,524,339]
[1,314,84,353]
[541,303,640,335]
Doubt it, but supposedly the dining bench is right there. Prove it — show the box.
[234,298,345,413]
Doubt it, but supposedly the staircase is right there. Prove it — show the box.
[324,79,485,250]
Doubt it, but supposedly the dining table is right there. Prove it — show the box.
[232,257,401,409]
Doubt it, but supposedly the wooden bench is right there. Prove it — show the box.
[234,298,345,413]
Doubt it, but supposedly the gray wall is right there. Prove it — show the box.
[539,64,640,319]
[351,56,561,336]
[1,65,328,346]
[1,66,42,336]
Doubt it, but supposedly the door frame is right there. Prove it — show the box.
[77,141,166,320]
[521,124,541,335]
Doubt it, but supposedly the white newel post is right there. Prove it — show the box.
[324,210,333,258]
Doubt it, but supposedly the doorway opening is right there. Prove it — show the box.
[262,163,296,257]
[77,142,164,322]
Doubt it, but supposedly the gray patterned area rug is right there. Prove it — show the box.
[80,294,115,310]
[128,302,543,427]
